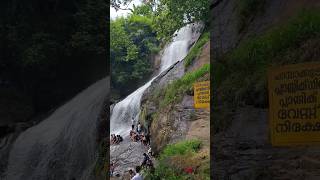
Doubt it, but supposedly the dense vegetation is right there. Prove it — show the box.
[111,0,210,100]
[111,0,209,41]
[152,0,210,42]
[213,8,320,133]
[111,6,159,98]
[0,0,107,123]
[144,139,210,180]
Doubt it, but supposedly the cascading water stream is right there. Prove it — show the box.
[110,23,203,174]
[5,77,109,180]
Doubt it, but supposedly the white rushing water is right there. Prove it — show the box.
[110,23,203,174]
[5,78,109,180]
[110,23,203,137]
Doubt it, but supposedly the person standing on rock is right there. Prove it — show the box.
[137,122,141,134]
[131,117,135,130]
[145,133,150,146]
[148,146,153,157]
[110,162,115,177]
[141,153,151,167]
[131,166,143,180]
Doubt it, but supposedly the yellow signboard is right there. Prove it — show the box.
[268,62,320,146]
[194,81,210,108]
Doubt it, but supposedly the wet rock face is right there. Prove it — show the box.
[149,97,196,155]
[213,1,320,179]
[141,60,199,154]
[140,24,208,155]
[110,137,149,176]
[213,106,320,180]
[141,60,187,154]
[212,0,317,56]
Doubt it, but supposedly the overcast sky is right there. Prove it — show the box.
[110,0,142,20]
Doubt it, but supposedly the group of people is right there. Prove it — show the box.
[128,166,143,180]
[110,159,150,180]
[130,118,150,147]
[110,117,154,179]
[110,134,123,145]
[126,153,153,180]
[131,117,142,133]
[141,153,153,169]
[129,130,150,146]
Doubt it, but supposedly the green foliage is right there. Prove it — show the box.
[110,0,210,98]
[160,139,201,158]
[161,64,210,106]
[153,0,210,41]
[215,9,320,107]
[237,0,266,32]
[144,139,209,180]
[184,32,209,67]
[111,11,159,96]
[132,4,154,17]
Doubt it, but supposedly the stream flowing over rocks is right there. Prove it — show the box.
[3,77,109,180]
[110,23,204,176]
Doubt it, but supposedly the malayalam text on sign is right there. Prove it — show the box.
[194,81,210,108]
[268,62,320,146]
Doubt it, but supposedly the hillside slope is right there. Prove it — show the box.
[140,35,210,179]
[213,0,320,179]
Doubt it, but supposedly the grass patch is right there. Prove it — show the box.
[160,64,210,106]
[214,9,320,107]
[184,31,210,68]
[143,139,209,180]
[160,139,201,159]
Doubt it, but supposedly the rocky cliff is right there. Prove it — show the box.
[212,0,320,179]
[140,39,210,155]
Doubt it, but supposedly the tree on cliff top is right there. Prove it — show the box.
[111,7,159,97]
[111,0,210,41]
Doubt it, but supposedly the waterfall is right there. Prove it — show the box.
[110,23,203,174]
[110,23,202,136]
[5,78,109,180]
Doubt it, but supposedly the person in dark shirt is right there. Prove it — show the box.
[145,133,150,146]
[141,153,150,167]
[129,169,135,179]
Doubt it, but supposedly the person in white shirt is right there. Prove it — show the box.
[137,122,141,134]
[131,166,143,180]
[131,117,135,130]
[148,147,153,157]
